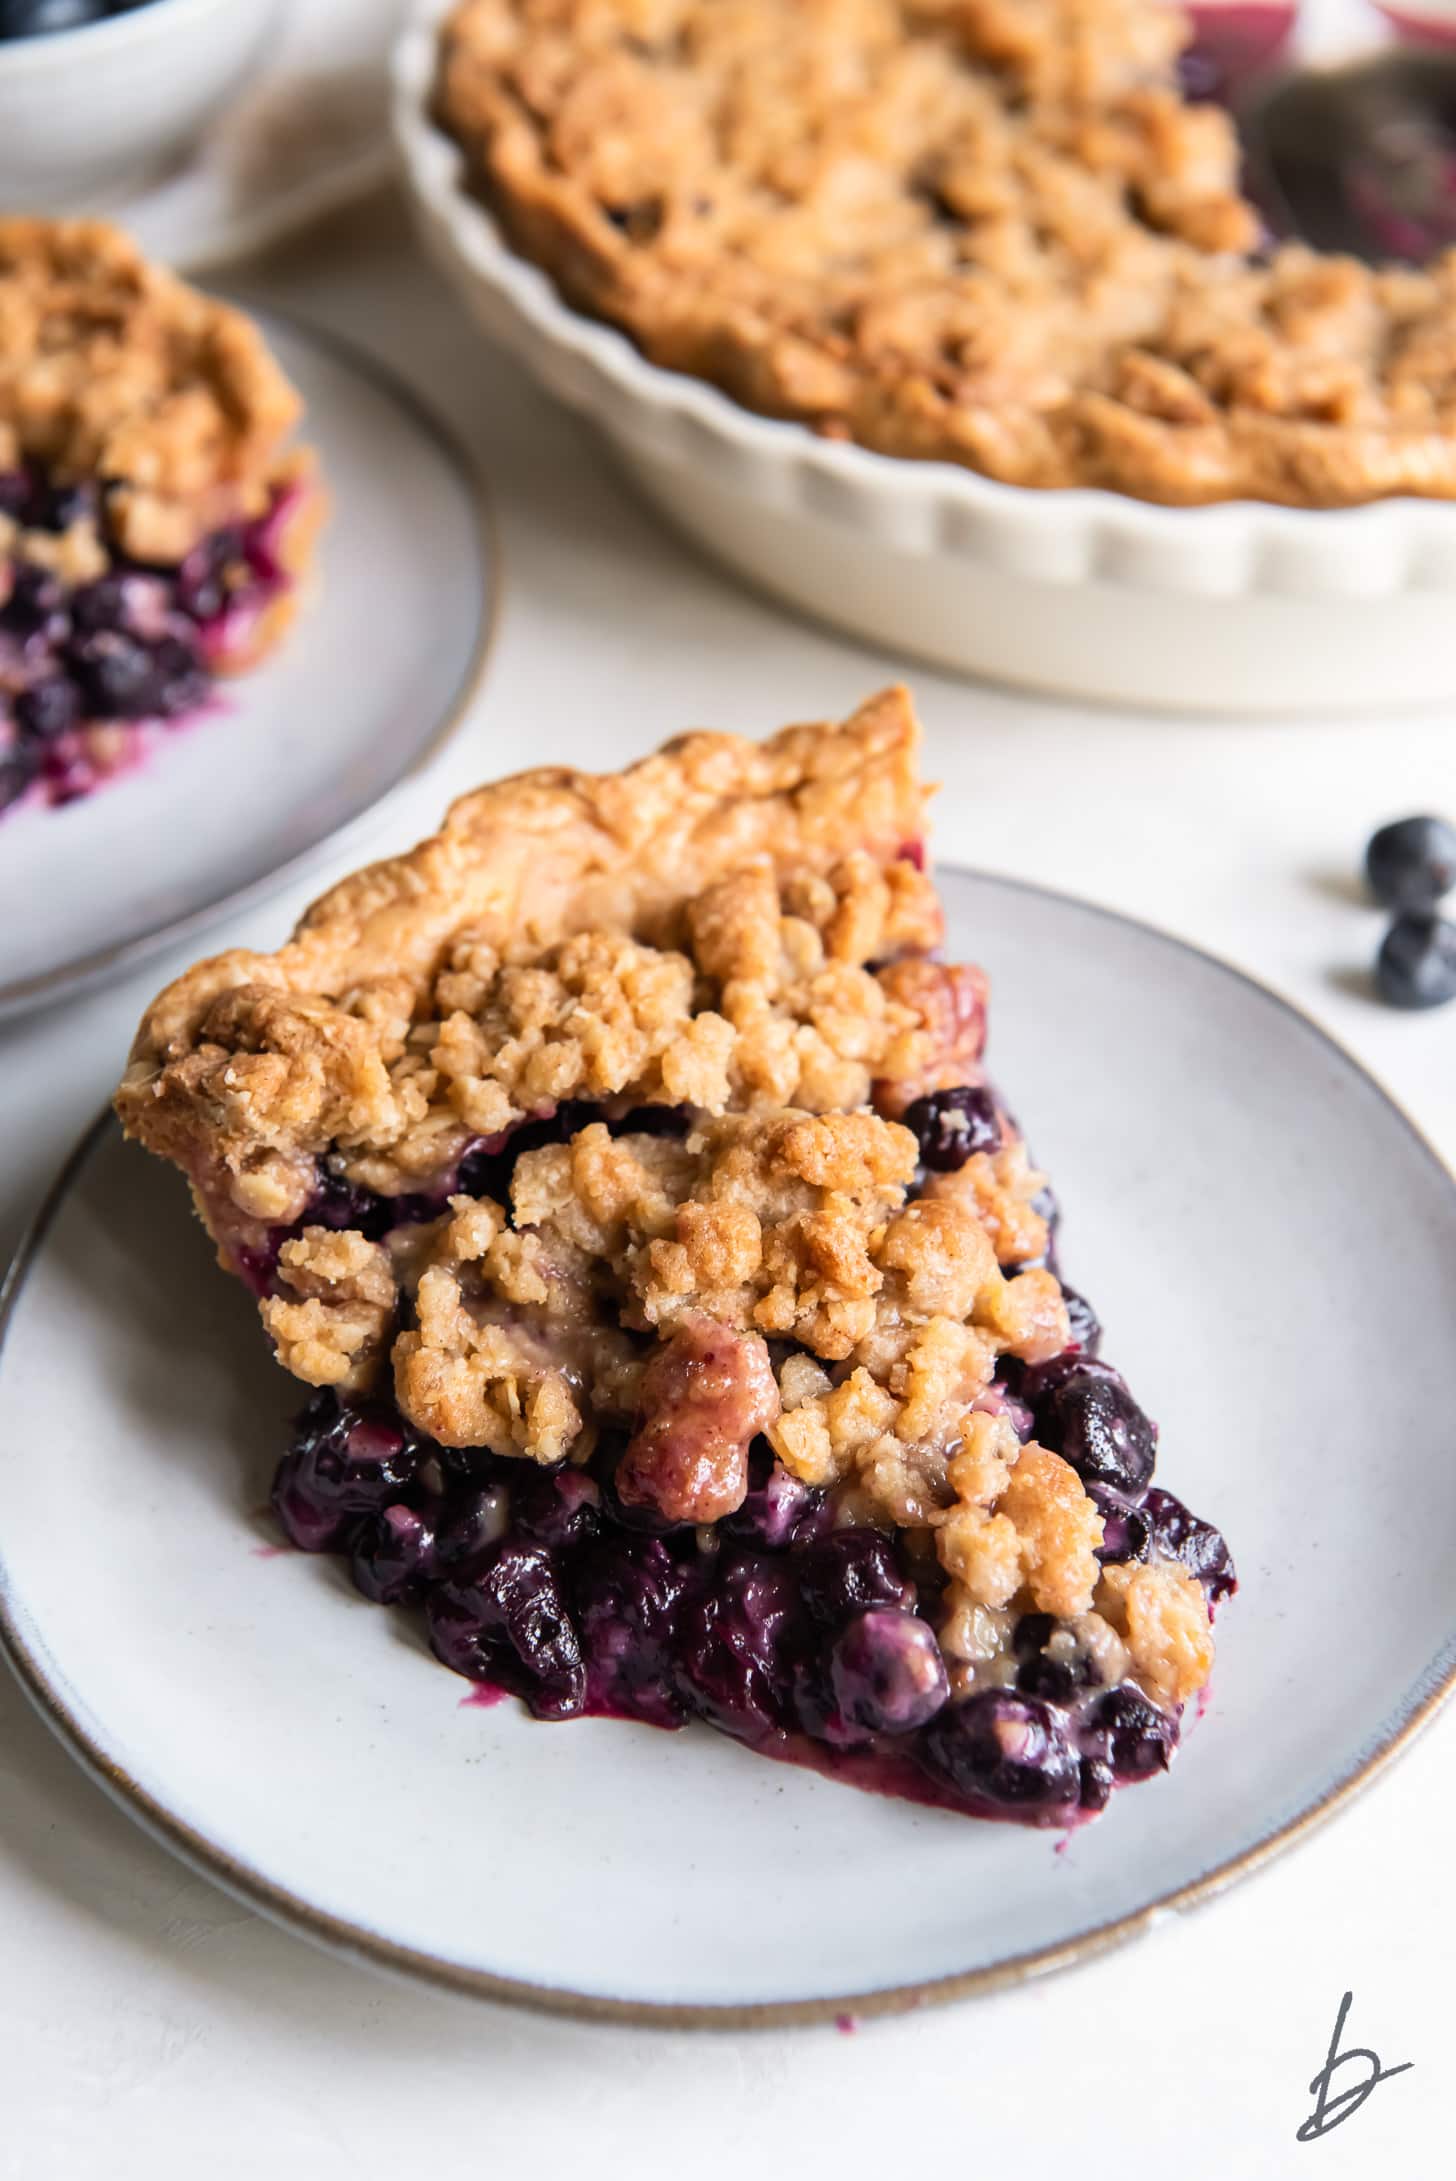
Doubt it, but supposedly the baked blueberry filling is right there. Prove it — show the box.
[249,1066,1234,1827]
[0,467,307,815]
[270,1330,1234,1828]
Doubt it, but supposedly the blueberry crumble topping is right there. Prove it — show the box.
[0,219,319,816]
[117,689,1233,1829]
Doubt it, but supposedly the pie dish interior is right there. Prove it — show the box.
[1,219,321,817]
[117,688,1233,1827]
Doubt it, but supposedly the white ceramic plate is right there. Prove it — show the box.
[0,312,494,1020]
[2,872,1454,2025]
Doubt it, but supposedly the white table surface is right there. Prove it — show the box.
[1,192,1450,2180]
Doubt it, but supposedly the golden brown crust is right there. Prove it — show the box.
[433,0,1456,509]
[0,219,307,559]
[116,683,1214,1710]
[117,685,927,1178]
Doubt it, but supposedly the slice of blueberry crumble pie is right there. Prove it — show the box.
[1,219,321,817]
[116,688,1233,1827]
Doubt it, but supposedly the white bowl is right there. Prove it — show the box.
[393,0,1456,715]
[0,0,281,210]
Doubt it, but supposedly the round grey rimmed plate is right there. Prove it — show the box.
[2,870,1454,2026]
[0,310,496,1021]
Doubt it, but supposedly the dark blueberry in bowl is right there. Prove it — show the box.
[674,1551,805,1742]
[509,1463,601,1551]
[1142,1487,1237,1606]
[1085,1685,1179,1782]
[351,1500,440,1605]
[795,1528,913,1628]
[919,1690,1081,1813]
[574,1533,690,1728]
[1366,814,1456,913]
[903,1084,1001,1172]
[829,1609,949,1737]
[1375,914,1456,1011]
[428,1540,586,1720]
[0,470,27,517]
[1025,1360,1157,1500]
[270,1394,419,1553]
[722,1443,825,1549]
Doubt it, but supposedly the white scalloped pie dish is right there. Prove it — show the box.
[394,0,1456,714]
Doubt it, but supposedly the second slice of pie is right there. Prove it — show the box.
[116,687,1233,1826]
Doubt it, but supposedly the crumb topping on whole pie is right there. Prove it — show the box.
[117,689,1233,1822]
[433,0,1456,508]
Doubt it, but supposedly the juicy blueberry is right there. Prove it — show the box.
[574,1534,690,1728]
[1375,915,1456,1011]
[1060,1285,1102,1357]
[428,1540,586,1719]
[674,1552,804,1742]
[434,1482,511,1567]
[270,1395,419,1552]
[1087,1685,1179,1781]
[1012,1611,1103,1703]
[903,1085,1001,1172]
[829,1609,949,1737]
[1079,1757,1114,1812]
[350,1501,440,1605]
[66,630,159,718]
[70,575,133,634]
[150,634,209,717]
[1,563,65,638]
[1088,1485,1151,1566]
[1141,1487,1237,1606]
[1366,815,1456,914]
[722,1444,826,1548]
[919,1690,1081,1812]
[509,1464,601,1551]
[795,1529,913,1628]
[14,676,80,741]
[1026,1359,1157,1499]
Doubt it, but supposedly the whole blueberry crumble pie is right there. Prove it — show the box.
[116,689,1233,1827]
[434,0,1456,508]
[0,219,321,817]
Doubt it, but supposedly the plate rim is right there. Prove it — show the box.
[0,304,502,1022]
[3,871,1455,2029]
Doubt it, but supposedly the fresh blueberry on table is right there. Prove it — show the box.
[1365,815,1456,914]
[1375,914,1456,1011]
